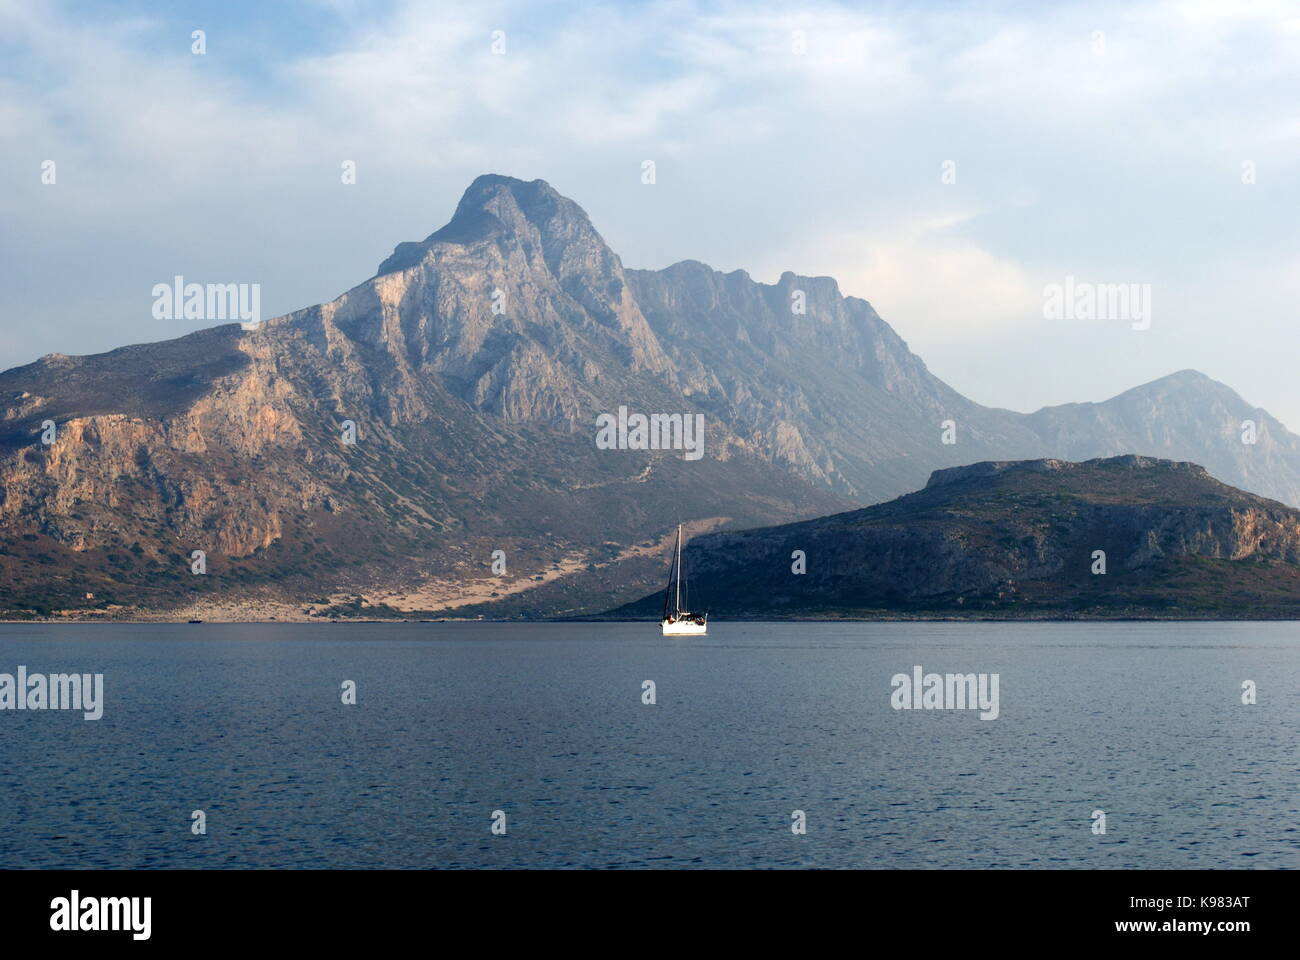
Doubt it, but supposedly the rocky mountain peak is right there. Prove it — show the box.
[376,174,610,277]
[284,174,672,426]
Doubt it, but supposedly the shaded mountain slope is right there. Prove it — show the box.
[608,455,1300,619]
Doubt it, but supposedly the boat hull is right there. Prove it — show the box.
[661,618,707,636]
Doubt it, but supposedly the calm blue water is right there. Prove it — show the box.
[0,621,1295,869]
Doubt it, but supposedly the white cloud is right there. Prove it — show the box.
[2,0,1300,425]
[796,212,1041,347]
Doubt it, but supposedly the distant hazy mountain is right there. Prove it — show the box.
[626,264,1300,507]
[2,174,1298,618]
[1020,369,1300,506]
[608,455,1300,619]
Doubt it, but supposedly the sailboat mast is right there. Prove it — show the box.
[674,524,682,612]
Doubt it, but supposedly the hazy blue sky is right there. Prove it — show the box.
[3,0,1299,424]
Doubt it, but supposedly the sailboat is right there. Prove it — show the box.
[661,523,707,636]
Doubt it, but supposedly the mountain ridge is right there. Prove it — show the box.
[3,173,1299,618]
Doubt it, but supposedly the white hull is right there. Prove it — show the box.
[661,617,707,636]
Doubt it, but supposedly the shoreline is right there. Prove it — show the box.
[4,614,1300,625]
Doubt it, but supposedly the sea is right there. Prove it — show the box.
[0,621,1295,869]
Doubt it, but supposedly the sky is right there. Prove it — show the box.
[3,0,1299,425]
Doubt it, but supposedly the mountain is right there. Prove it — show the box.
[0,176,850,619]
[608,455,1300,619]
[623,261,1046,502]
[622,273,1300,506]
[1020,369,1300,506]
[2,173,1299,619]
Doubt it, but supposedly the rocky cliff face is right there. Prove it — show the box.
[3,174,1300,618]
[625,262,1045,500]
[613,455,1300,618]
